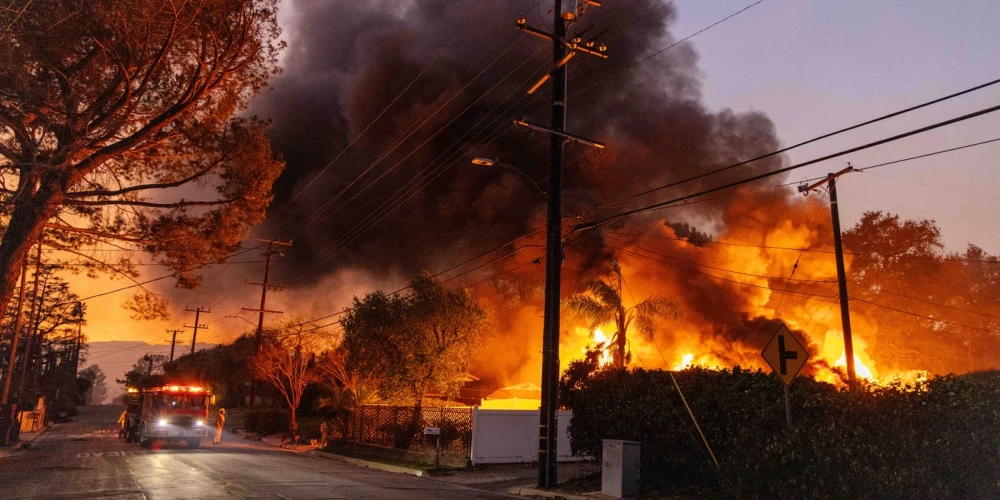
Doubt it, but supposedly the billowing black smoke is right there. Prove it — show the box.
[252,0,784,283]
[244,0,792,386]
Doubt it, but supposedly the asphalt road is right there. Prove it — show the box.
[0,405,512,499]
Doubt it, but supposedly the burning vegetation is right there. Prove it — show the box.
[471,201,1000,390]
[249,1,1000,393]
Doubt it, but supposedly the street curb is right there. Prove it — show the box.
[508,486,612,500]
[0,424,51,458]
[312,450,428,478]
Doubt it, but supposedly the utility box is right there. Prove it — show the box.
[601,439,640,498]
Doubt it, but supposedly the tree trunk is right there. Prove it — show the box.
[615,316,627,369]
[289,406,297,439]
[0,180,64,330]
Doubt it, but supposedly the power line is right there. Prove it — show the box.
[604,235,836,283]
[602,230,838,253]
[457,254,544,290]
[273,0,512,223]
[581,78,1000,218]
[605,243,838,299]
[571,0,765,101]
[850,296,999,334]
[61,243,266,306]
[765,190,829,317]
[864,171,1000,203]
[307,48,547,257]
[310,52,554,262]
[295,226,550,327]
[854,136,1000,173]
[285,31,533,240]
[859,287,1000,322]
[272,28,460,216]
[839,193,1000,227]
[575,101,1000,232]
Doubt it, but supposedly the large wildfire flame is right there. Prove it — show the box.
[543,193,933,389]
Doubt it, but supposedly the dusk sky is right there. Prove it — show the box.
[79,0,1000,348]
[9,3,1000,495]
[673,0,1000,251]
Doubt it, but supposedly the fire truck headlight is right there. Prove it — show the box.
[195,420,204,427]
[158,419,168,427]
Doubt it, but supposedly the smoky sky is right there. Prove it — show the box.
[250,0,786,288]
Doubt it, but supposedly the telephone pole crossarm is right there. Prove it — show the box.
[513,119,606,148]
[797,165,855,194]
[515,24,609,59]
[244,281,286,290]
[241,308,283,315]
[251,237,293,248]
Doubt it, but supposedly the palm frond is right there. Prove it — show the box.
[564,293,617,327]
[587,279,622,310]
[632,295,681,339]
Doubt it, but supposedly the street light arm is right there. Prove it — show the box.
[495,161,548,199]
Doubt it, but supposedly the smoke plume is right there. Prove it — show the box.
[245,1,888,387]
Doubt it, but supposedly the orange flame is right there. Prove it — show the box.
[673,353,694,370]
[592,328,614,367]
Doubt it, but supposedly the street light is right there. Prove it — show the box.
[471,158,547,198]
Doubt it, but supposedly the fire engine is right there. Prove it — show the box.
[124,385,214,448]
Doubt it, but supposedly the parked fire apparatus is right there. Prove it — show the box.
[123,384,214,448]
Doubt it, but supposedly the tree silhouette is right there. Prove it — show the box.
[341,273,491,406]
[0,0,285,323]
[250,319,328,436]
[565,265,679,368]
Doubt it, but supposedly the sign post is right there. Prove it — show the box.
[424,426,441,468]
[761,323,809,428]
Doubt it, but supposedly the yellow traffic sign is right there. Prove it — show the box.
[761,323,809,386]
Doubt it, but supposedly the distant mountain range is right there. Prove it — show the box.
[80,340,217,404]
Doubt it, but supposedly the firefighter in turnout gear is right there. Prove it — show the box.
[213,408,226,444]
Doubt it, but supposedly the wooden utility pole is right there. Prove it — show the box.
[167,329,184,362]
[72,302,83,377]
[514,0,608,488]
[184,307,209,356]
[798,165,857,389]
[0,258,29,404]
[243,238,290,411]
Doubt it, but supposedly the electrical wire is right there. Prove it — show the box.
[580,80,1000,220]
[849,296,999,334]
[284,33,531,239]
[570,0,765,101]
[57,243,267,307]
[604,235,836,283]
[312,47,555,261]
[575,101,1000,231]
[854,136,1000,173]
[308,51,548,258]
[838,194,1000,227]
[858,287,1000,322]
[270,9,475,217]
[864,171,1000,203]
[605,243,837,299]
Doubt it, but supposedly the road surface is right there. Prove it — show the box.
[0,405,512,499]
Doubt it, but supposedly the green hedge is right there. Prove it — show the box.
[563,366,1000,499]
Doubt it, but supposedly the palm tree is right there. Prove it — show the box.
[565,265,680,368]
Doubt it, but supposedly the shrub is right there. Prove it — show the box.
[245,408,289,436]
[564,366,1000,499]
